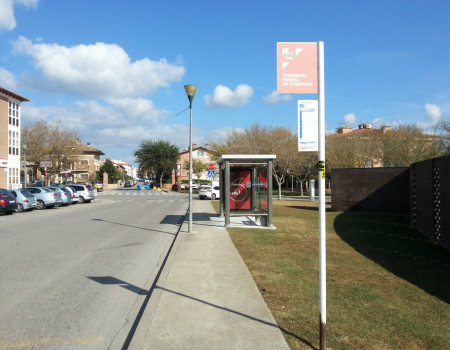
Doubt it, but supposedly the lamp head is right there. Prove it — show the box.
[184,84,197,107]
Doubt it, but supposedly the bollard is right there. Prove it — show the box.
[309,179,315,201]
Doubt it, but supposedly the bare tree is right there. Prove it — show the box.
[381,125,441,166]
[437,119,450,156]
[326,130,383,169]
[211,124,310,199]
[183,158,208,184]
[21,120,80,182]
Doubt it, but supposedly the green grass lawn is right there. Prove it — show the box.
[220,200,450,350]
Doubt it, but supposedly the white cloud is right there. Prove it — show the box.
[0,0,38,31]
[417,103,442,130]
[0,68,18,89]
[262,91,293,105]
[204,84,253,108]
[105,97,167,120]
[343,113,357,125]
[12,36,185,98]
[423,103,442,122]
[21,97,186,163]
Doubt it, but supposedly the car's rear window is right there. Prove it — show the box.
[0,189,13,197]
[20,190,34,198]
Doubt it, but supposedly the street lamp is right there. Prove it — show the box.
[184,84,197,233]
[22,144,27,188]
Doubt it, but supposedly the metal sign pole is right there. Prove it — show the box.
[277,42,326,348]
[317,41,327,350]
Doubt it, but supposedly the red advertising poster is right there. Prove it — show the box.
[230,169,251,210]
[259,170,268,210]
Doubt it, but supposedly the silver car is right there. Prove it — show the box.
[67,184,95,203]
[10,189,37,212]
[46,186,72,206]
[23,187,63,209]
[63,186,79,204]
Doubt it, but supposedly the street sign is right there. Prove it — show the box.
[298,100,318,152]
[208,170,215,178]
[0,158,8,168]
[40,161,52,168]
[208,163,215,171]
[277,42,318,94]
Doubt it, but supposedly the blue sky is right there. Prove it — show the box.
[1,0,449,166]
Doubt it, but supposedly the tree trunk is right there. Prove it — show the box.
[159,172,164,189]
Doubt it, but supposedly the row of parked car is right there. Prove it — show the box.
[0,184,96,215]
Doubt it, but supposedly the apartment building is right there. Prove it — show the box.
[59,143,105,184]
[178,143,216,181]
[0,87,29,189]
[110,160,137,180]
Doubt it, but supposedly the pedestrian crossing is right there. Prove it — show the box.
[99,198,187,203]
[95,190,187,204]
[97,190,169,196]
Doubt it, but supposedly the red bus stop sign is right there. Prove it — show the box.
[208,163,215,171]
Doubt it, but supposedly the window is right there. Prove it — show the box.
[8,101,20,127]
[80,160,89,165]
[8,167,19,187]
[8,131,19,156]
[197,149,204,157]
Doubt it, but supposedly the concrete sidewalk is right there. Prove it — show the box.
[129,199,289,349]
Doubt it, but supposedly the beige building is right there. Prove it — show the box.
[57,143,105,184]
[178,143,216,181]
[0,87,29,189]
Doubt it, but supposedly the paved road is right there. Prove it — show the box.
[0,189,187,349]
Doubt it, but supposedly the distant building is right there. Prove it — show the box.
[110,160,137,180]
[55,143,105,184]
[178,143,216,181]
[0,87,29,189]
[332,123,392,136]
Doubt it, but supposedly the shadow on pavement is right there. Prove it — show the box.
[91,218,177,236]
[87,276,147,295]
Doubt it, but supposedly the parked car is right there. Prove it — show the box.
[92,181,103,192]
[198,185,220,200]
[31,181,46,187]
[63,186,79,204]
[67,184,95,203]
[190,182,198,190]
[125,180,133,188]
[23,187,63,209]
[45,186,72,206]
[0,189,18,215]
[10,189,37,212]
[180,183,187,190]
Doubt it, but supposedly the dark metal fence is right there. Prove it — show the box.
[331,155,450,249]
[411,156,450,248]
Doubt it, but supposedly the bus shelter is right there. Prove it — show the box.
[217,155,276,229]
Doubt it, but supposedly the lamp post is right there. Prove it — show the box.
[184,84,197,233]
[22,144,27,188]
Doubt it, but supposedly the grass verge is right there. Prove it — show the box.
[217,200,450,350]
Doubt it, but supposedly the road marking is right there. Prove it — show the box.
[97,191,168,197]
[0,336,104,348]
